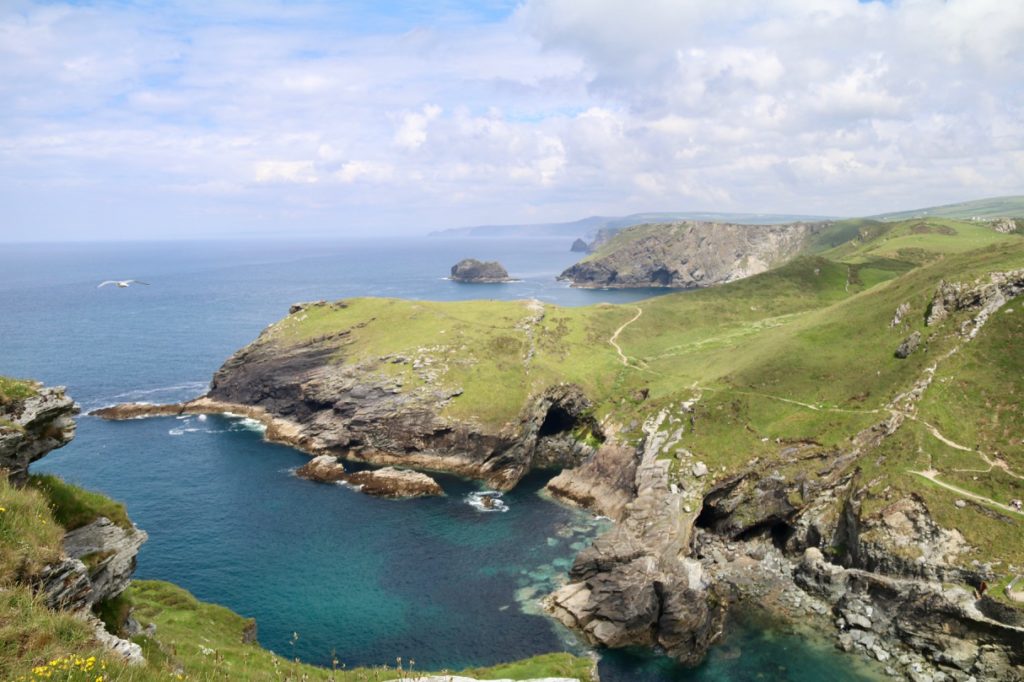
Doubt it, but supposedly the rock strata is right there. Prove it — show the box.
[63,517,148,607]
[559,220,829,288]
[450,259,515,283]
[0,385,78,484]
[545,411,725,666]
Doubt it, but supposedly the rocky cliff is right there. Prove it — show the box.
[1,381,146,665]
[559,220,828,288]
[0,384,77,484]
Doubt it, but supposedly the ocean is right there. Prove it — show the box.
[0,237,881,680]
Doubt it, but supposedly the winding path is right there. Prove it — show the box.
[609,306,643,368]
[909,469,1024,518]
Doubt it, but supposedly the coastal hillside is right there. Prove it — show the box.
[871,195,1024,221]
[98,216,1024,678]
[558,216,1018,289]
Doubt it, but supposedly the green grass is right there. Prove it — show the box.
[871,195,1024,221]
[0,477,64,584]
[0,377,38,406]
[27,475,133,531]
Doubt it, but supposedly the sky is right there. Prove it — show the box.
[1,0,1022,241]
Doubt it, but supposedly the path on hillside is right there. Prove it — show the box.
[902,414,1024,481]
[909,469,1024,517]
[610,306,643,368]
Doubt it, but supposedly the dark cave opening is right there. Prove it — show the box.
[538,405,578,438]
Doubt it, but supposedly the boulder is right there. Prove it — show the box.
[295,455,347,483]
[345,467,444,498]
[449,259,514,283]
[895,331,922,359]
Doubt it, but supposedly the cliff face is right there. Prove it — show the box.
[559,221,828,288]
[0,385,78,484]
[2,380,147,664]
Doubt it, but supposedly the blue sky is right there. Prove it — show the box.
[1,0,1022,240]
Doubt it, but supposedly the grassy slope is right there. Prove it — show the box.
[268,218,1024,580]
[871,195,1024,221]
[1,475,594,681]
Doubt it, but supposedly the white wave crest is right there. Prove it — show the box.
[466,491,508,513]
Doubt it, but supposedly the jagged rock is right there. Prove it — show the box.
[345,467,443,498]
[0,385,78,485]
[990,218,1018,234]
[295,455,347,482]
[895,331,922,358]
[558,220,830,289]
[449,259,514,283]
[38,558,93,612]
[570,238,590,253]
[545,443,638,520]
[63,517,148,606]
[925,270,1024,335]
[891,302,911,328]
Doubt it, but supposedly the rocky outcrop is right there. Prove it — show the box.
[0,385,78,484]
[63,517,148,606]
[895,331,921,359]
[925,269,1024,335]
[96,374,599,492]
[545,443,638,520]
[449,259,515,283]
[296,454,348,482]
[990,218,1020,234]
[570,238,590,253]
[545,411,725,666]
[558,221,829,288]
[345,467,443,498]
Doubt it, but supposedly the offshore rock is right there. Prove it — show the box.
[345,467,443,498]
[559,221,829,289]
[449,258,514,283]
[296,455,443,498]
[570,238,590,253]
[0,385,78,485]
[296,454,348,482]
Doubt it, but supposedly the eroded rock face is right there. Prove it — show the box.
[0,386,78,484]
[559,221,829,289]
[449,259,514,283]
[63,517,149,607]
[545,411,725,666]
[925,269,1024,335]
[546,443,638,520]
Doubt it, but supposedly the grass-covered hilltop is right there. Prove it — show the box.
[0,380,597,680]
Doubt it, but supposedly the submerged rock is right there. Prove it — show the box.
[450,259,515,283]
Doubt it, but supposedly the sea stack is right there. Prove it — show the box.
[450,258,514,283]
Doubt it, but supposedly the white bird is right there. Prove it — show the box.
[98,280,150,288]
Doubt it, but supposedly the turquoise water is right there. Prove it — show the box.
[1,238,878,679]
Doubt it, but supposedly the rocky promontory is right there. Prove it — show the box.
[296,455,444,498]
[0,383,78,484]
[559,220,829,288]
[450,258,516,283]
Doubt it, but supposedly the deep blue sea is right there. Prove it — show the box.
[0,238,881,680]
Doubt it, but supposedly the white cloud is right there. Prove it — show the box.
[0,0,1022,239]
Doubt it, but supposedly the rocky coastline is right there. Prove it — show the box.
[559,220,829,288]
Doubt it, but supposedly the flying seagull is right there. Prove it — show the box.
[98,280,150,288]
